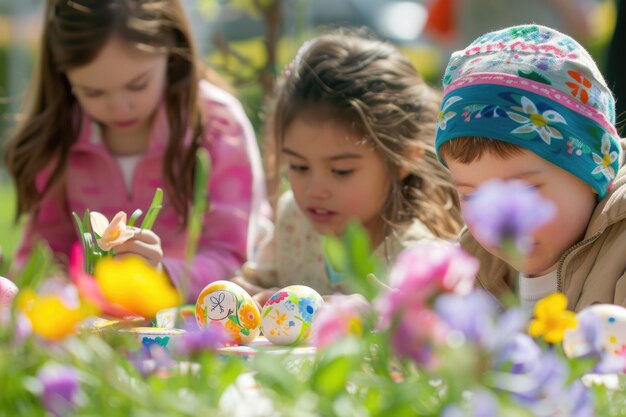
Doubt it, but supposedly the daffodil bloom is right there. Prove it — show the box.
[94,256,182,318]
[528,293,577,344]
[90,211,135,251]
[18,288,97,340]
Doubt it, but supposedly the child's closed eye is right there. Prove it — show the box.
[82,89,104,98]
[288,164,309,173]
[128,82,148,92]
[332,169,354,176]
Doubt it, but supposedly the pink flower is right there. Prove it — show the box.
[383,242,478,314]
[375,242,478,365]
[90,211,135,251]
[311,294,370,349]
[391,309,443,365]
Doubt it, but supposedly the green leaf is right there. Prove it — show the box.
[341,222,381,300]
[312,339,362,398]
[186,148,212,260]
[322,235,346,272]
[312,356,351,397]
[11,243,53,289]
[128,209,143,227]
[140,187,163,230]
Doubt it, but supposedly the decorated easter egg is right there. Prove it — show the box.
[0,276,18,305]
[260,285,324,345]
[563,304,626,357]
[196,280,260,345]
[156,305,197,330]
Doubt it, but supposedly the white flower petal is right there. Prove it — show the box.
[601,135,611,154]
[543,110,566,124]
[511,125,536,134]
[90,211,110,237]
[507,112,530,123]
[592,153,604,164]
[546,126,563,139]
[520,96,538,114]
[538,129,552,144]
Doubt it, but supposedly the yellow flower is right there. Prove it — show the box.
[18,289,97,340]
[94,256,182,318]
[224,319,242,344]
[90,211,135,251]
[239,302,260,329]
[528,293,577,344]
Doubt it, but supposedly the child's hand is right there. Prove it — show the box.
[112,229,163,269]
[252,288,280,309]
[231,276,265,296]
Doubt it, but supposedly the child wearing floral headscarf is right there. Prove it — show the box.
[435,24,626,311]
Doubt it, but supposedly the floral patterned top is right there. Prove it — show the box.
[242,191,435,295]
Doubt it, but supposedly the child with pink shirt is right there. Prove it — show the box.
[4,0,266,303]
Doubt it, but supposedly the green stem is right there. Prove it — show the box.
[140,188,163,230]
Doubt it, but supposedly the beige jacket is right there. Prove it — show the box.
[460,162,626,312]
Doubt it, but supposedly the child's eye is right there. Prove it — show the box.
[332,169,354,176]
[128,82,148,92]
[83,90,104,98]
[288,164,308,173]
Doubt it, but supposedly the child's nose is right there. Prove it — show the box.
[305,176,331,200]
[108,92,132,117]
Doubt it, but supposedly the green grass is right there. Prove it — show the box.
[0,180,21,276]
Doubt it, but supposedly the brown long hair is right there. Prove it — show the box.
[270,30,463,239]
[4,0,204,225]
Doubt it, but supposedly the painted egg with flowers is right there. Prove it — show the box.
[563,304,626,358]
[196,280,260,345]
[260,285,324,345]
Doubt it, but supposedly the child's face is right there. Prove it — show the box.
[446,149,597,276]
[66,36,167,147]
[283,114,391,245]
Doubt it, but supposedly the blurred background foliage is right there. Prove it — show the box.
[0,0,619,275]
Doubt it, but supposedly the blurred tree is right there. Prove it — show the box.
[200,0,286,97]
[199,0,299,206]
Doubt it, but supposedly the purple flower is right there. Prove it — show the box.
[175,325,228,356]
[442,390,499,417]
[435,290,528,351]
[378,242,478,323]
[495,333,542,374]
[462,179,555,255]
[37,363,80,417]
[495,346,571,410]
[435,291,499,345]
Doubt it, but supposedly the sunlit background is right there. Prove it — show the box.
[0,0,619,274]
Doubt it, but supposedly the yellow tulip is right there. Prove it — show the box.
[528,293,577,344]
[94,256,182,318]
[18,289,97,340]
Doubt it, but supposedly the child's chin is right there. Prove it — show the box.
[311,224,340,237]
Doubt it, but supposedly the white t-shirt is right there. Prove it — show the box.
[115,154,141,195]
[519,271,558,311]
